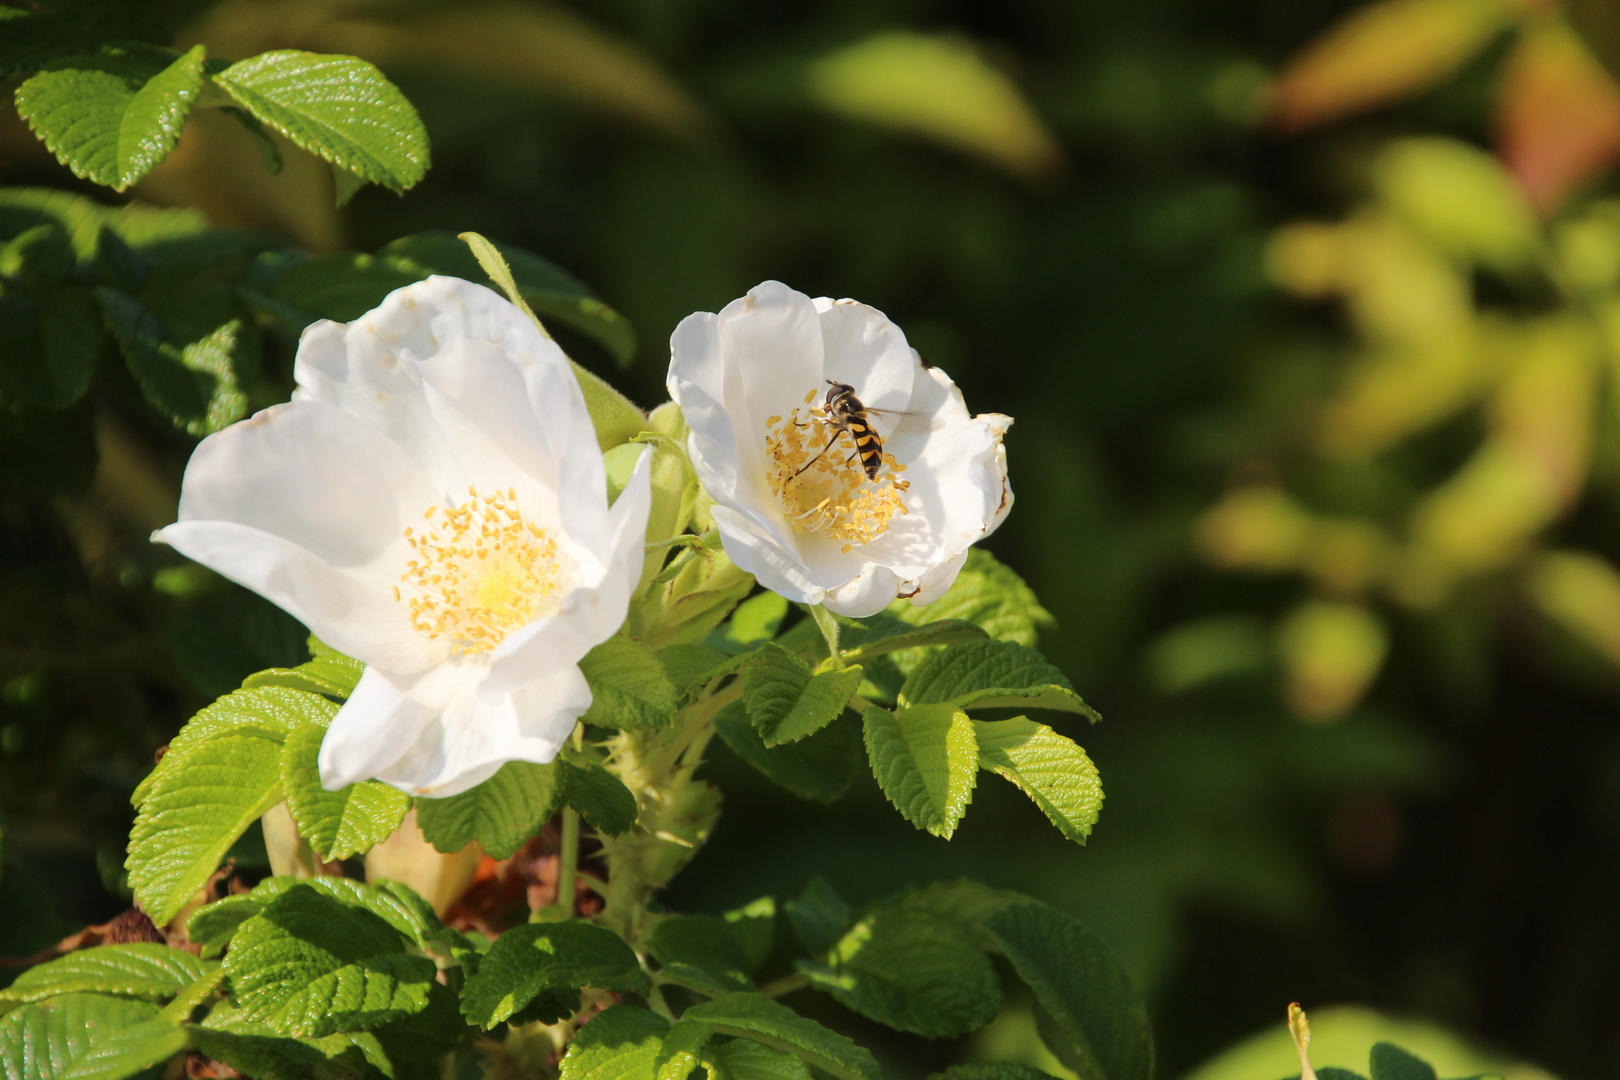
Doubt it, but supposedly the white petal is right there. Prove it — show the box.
[160,522,446,672]
[904,550,969,608]
[481,447,653,696]
[176,400,439,568]
[719,281,825,434]
[823,564,901,618]
[373,665,591,797]
[317,664,446,790]
[816,299,915,415]
[710,504,825,605]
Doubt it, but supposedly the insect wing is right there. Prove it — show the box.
[862,406,942,438]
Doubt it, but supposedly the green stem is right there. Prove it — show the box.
[556,807,579,915]
[760,973,807,999]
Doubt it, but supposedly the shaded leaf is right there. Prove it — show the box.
[415,761,561,859]
[798,905,1000,1039]
[705,1040,813,1080]
[560,759,638,836]
[785,877,852,956]
[986,902,1153,1080]
[713,701,862,804]
[646,915,755,996]
[682,993,882,1080]
[461,921,648,1029]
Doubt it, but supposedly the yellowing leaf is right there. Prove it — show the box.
[1500,16,1620,215]
[1373,138,1541,271]
[806,33,1064,180]
[1272,0,1516,131]
[1274,602,1388,722]
[1527,550,1620,668]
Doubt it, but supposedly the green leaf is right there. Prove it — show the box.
[0,223,73,287]
[280,724,412,861]
[96,287,249,436]
[262,250,423,325]
[0,286,103,409]
[132,686,337,806]
[15,44,206,191]
[461,920,649,1030]
[380,230,639,368]
[223,885,437,1038]
[645,915,755,996]
[882,549,1052,660]
[0,944,214,1009]
[797,904,999,1039]
[249,876,447,954]
[1370,1044,1439,1080]
[654,1020,712,1080]
[187,896,263,951]
[901,640,1099,720]
[126,728,286,925]
[212,51,428,192]
[723,897,776,973]
[188,1012,395,1080]
[931,1067,1065,1080]
[681,993,882,1080]
[743,644,863,746]
[974,718,1103,844]
[660,644,735,695]
[0,994,186,1080]
[580,637,680,730]
[708,592,789,654]
[713,700,861,804]
[560,759,639,836]
[862,704,978,838]
[559,1004,668,1080]
[705,1040,813,1080]
[888,879,1023,951]
[985,902,1154,1080]
[415,760,562,859]
[838,615,989,662]
[785,877,851,956]
[242,649,365,700]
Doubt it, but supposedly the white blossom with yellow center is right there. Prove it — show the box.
[667,281,1012,618]
[156,277,651,798]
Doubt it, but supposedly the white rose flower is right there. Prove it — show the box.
[156,276,652,798]
[667,280,1012,618]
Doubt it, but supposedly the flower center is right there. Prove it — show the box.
[397,487,573,653]
[763,389,910,552]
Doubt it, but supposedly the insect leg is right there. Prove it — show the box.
[794,428,843,477]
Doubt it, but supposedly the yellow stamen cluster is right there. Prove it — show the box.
[764,389,910,551]
[398,487,571,653]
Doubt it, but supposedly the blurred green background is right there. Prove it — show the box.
[7,0,1620,1076]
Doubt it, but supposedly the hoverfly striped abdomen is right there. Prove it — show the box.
[821,381,887,482]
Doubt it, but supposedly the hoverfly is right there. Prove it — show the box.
[794,380,933,482]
